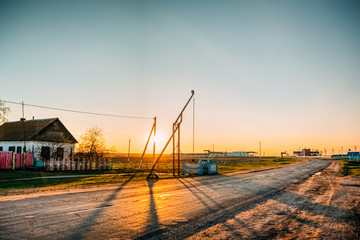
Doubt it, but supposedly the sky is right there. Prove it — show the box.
[0,0,359,156]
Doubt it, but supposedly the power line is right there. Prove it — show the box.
[104,121,150,135]
[1,99,153,120]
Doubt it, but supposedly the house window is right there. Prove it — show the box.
[0,147,3,151]
[41,147,50,160]
[57,148,64,159]
[16,146,22,153]
[9,146,15,152]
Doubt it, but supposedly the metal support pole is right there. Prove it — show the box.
[193,97,195,157]
[153,117,156,166]
[147,90,195,179]
[178,122,180,176]
[137,117,156,170]
[173,123,175,176]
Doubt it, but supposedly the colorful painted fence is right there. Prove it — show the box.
[0,152,13,170]
[0,152,33,170]
[0,152,111,171]
[43,159,111,171]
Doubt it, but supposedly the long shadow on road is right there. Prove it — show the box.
[140,179,161,238]
[67,174,136,240]
[178,178,259,240]
[148,161,354,239]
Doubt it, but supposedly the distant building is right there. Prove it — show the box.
[203,150,256,158]
[227,151,256,157]
[0,118,77,163]
[331,151,359,160]
[347,152,360,156]
[203,150,226,158]
[293,149,320,157]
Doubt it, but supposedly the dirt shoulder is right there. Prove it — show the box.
[187,161,360,240]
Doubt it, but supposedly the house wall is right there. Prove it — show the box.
[0,141,30,153]
[0,141,75,162]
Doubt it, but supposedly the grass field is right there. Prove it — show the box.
[339,160,360,176]
[0,157,301,193]
[217,157,301,174]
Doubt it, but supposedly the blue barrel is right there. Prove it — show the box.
[182,163,204,175]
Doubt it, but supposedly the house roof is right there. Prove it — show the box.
[0,118,77,143]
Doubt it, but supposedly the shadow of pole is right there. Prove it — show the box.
[153,161,353,239]
[177,178,259,239]
[67,174,136,240]
[135,179,163,240]
[145,180,160,232]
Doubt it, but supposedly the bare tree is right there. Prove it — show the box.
[0,101,10,123]
[75,126,113,161]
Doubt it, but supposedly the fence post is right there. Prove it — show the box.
[12,152,15,170]
[50,158,53,171]
[23,152,26,169]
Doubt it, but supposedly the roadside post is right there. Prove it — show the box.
[23,152,26,169]
[50,158,54,171]
[12,152,15,170]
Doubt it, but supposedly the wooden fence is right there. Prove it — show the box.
[0,152,112,171]
[0,152,33,170]
[44,158,112,171]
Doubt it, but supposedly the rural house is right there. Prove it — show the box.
[0,118,77,165]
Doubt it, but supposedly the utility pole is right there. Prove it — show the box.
[128,138,131,162]
[22,101,26,169]
[193,97,195,157]
[22,101,24,119]
[259,142,262,158]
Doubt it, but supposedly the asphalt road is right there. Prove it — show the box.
[0,159,331,240]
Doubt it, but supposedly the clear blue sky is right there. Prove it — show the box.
[0,0,359,155]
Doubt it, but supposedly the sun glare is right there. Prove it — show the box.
[147,130,165,153]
